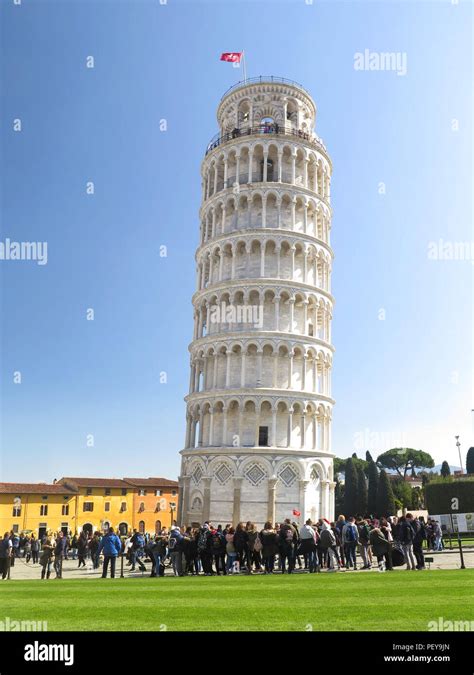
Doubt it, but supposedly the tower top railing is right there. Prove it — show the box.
[205,122,327,156]
[220,76,312,100]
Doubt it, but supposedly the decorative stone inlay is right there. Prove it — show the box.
[278,463,298,487]
[214,463,233,485]
[244,463,266,486]
[191,465,203,485]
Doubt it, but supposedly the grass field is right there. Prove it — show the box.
[1,569,473,631]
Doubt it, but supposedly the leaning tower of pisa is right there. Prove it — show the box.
[178,76,335,528]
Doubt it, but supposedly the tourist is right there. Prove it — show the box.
[0,532,12,580]
[259,522,278,574]
[407,513,426,570]
[169,526,184,576]
[31,534,39,564]
[130,529,146,572]
[209,525,226,575]
[24,536,32,563]
[53,531,68,578]
[77,531,89,567]
[369,527,393,571]
[278,519,297,574]
[39,538,54,580]
[90,532,101,570]
[150,532,168,577]
[299,519,319,573]
[197,523,213,575]
[432,520,443,551]
[225,527,238,573]
[342,517,359,570]
[233,522,248,571]
[357,518,372,570]
[245,522,262,573]
[320,520,338,570]
[399,516,417,570]
[98,527,122,579]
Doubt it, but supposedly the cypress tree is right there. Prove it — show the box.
[365,450,374,463]
[376,469,396,517]
[344,458,358,517]
[356,464,368,516]
[367,459,379,515]
[466,447,474,474]
[440,461,451,478]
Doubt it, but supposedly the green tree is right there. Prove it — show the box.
[365,450,374,463]
[376,448,435,478]
[367,460,379,515]
[466,447,474,474]
[440,461,451,478]
[391,477,413,509]
[376,469,396,517]
[356,465,368,516]
[344,458,358,517]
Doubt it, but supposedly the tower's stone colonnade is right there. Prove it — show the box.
[178,78,336,527]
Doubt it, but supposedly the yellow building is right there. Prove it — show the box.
[0,482,78,539]
[58,477,135,536]
[0,476,179,538]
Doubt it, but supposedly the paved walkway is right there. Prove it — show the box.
[5,548,473,580]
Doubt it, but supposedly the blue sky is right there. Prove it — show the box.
[0,0,472,483]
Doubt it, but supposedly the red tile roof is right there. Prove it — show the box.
[123,477,179,488]
[0,482,77,495]
[58,477,129,489]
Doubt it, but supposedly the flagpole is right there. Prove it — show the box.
[242,50,247,83]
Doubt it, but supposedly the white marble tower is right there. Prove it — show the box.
[178,76,335,527]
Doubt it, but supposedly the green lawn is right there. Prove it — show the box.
[1,570,473,631]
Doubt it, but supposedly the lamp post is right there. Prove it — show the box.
[170,504,175,528]
[455,436,463,474]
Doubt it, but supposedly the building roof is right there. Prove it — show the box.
[0,482,77,495]
[123,477,178,488]
[58,477,130,489]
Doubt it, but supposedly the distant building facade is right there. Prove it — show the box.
[0,476,178,537]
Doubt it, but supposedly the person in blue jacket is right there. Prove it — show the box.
[98,527,122,579]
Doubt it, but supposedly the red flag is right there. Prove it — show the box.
[220,52,243,63]
[292,509,301,517]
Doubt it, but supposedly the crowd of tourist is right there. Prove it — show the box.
[0,513,445,580]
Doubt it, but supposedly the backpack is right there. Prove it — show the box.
[211,533,222,551]
[197,530,208,552]
[134,534,145,550]
[254,534,262,553]
[285,528,294,542]
[320,529,332,548]
[359,524,370,542]
[168,537,177,551]
[345,525,357,542]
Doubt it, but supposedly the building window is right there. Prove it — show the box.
[170,502,176,510]
[258,426,269,447]
[86,488,92,496]
[155,490,162,497]
[12,524,19,533]
[105,502,110,512]
[138,502,145,513]
[308,323,314,336]
[105,489,111,496]
[155,502,161,512]
[41,495,48,500]
[12,506,21,517]
[139,489,146,497]
[83,502,94,512]
[171,490,177,497]
[121,489,127,496]
[40,505,48,516]
[62,505,69,516]
[138,520,145,533]
[120,502,127,512]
